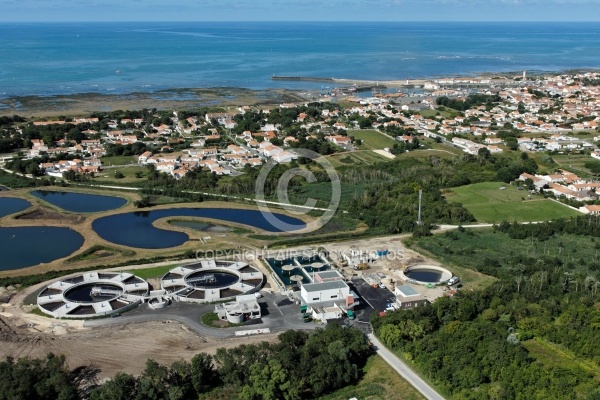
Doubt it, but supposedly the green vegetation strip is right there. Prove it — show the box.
[66,245,136,263]
[124,265,177,280]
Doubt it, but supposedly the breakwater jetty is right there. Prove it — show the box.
[271,75,334,82]
[271,75,389,91]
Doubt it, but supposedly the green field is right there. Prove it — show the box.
[326,150,390,168]
[94,165,148,183]
[100,155,137,166]
[419,138,465,156]
[395,149,458,161]
[418,109,458,119]
[447,181,580,222]
[542,153,596,179]
[319,355,425,400]
[348,129,397,150]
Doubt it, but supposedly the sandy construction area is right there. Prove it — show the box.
[0,305,278,380]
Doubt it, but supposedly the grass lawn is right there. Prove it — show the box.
[420,138,464,156]
[326,150,390,168]
[318,355,425,400]
[125,264,177,279]
[94,166,148,183]
[348,129,397,150]
[395,149,458,161]
[446,181,580,222]
[100,155,137,166]
[419,109,458,119]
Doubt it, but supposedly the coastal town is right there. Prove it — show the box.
[3,71,597,213]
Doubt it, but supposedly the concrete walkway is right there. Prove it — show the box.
[367,333,445,400]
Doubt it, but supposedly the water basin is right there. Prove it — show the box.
[31,190,127,213]
[0,226,84,270]
[92,207,305,249]
[0,197,31,218]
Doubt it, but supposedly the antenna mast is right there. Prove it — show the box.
[417,189,422,225]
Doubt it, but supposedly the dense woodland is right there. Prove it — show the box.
[0,325,371,400]
[373,222,600,399]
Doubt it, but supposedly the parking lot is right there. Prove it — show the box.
[350,277,396,321]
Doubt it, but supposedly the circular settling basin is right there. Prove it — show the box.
[404,265,452,285]
[63,283,123,303]
[185,270,239,288]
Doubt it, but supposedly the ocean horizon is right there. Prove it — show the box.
[0,21,599,99]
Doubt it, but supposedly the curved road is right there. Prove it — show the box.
[368,333,445,400]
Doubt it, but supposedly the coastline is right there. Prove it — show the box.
[0,87,312,118]
[3,68,599,118]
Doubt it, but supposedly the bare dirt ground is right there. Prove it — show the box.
[0,303,279,380]
[16,207,86,224]
[0,273,280,381]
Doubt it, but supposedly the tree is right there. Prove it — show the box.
[191,353,219,394]
[240,359,297,400]
[379,324,402,348]
[114,171,125,179]
[89,373,138,400]
[478,147,491,160]
[135,359,169,400]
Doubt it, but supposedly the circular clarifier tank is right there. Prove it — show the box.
[402,264,452,285]
[63,282,124,303]
[185,270,240,288]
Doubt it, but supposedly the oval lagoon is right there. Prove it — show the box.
[31,190,127,213]
[92,208,306,249]
[0,226,84,271]
[0,197,31,218]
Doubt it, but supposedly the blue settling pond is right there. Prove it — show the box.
[0,197,31,218]
[31,190,127,213]
[92,208,305,249]
[0,226,84,271]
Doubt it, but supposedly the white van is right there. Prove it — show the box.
[447,276,460,286]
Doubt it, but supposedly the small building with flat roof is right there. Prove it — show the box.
[214,294,261,324]
[394,285,430,310]
[313,270,344,283]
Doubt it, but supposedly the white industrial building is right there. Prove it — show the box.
[299,271,358,323]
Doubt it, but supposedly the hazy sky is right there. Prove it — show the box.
[0,0,598,22]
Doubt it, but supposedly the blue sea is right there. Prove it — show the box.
[0,21,599,98]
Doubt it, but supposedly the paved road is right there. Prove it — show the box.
[368,333,445,400]
[84,293,319,338]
